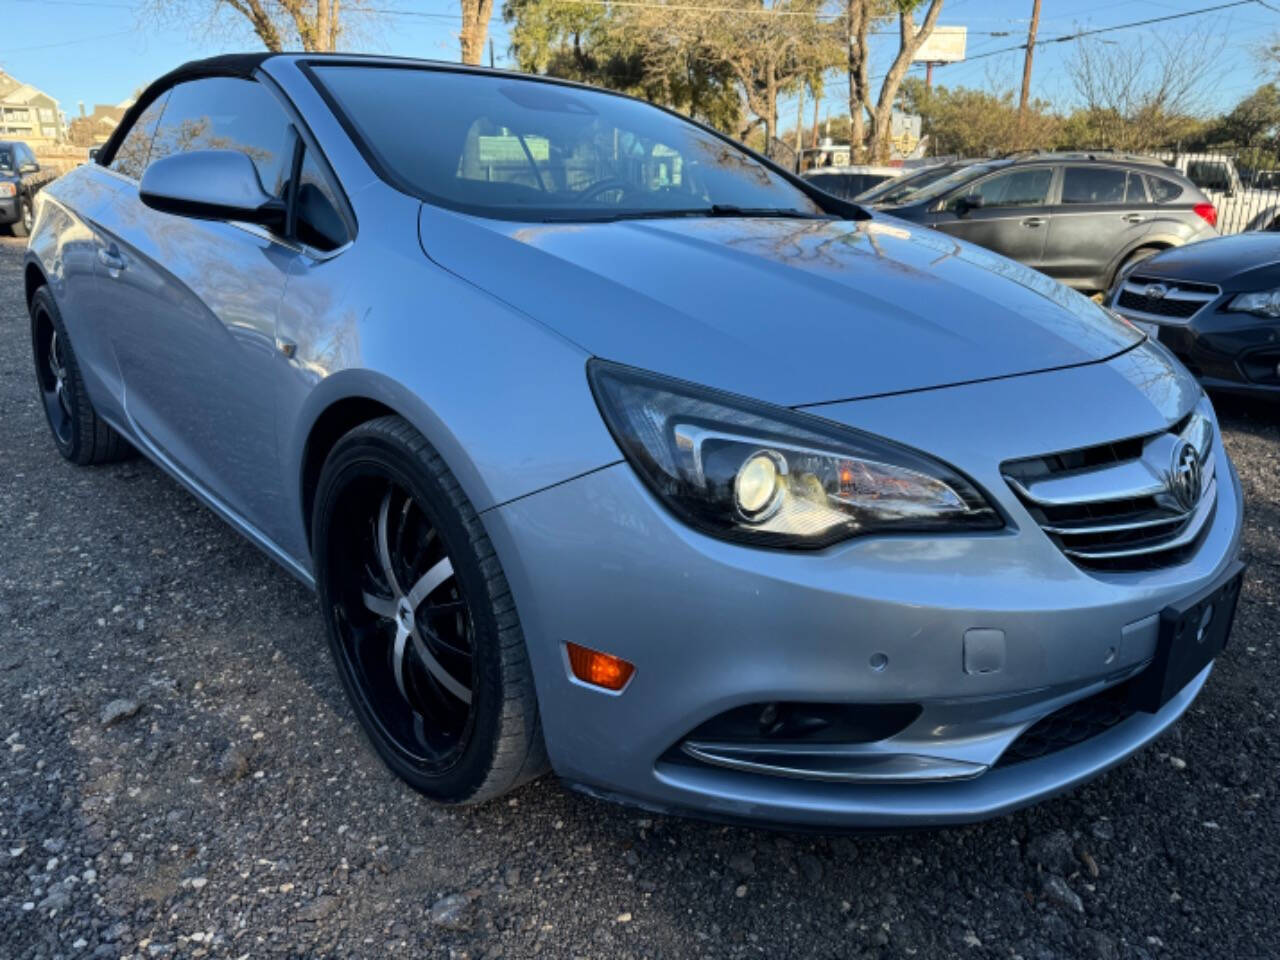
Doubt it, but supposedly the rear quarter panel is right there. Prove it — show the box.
[27,167,124,417]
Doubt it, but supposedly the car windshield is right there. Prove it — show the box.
[861,164,958,204]
[880,163,997,207]
[312,66,828,222]
[0,149,12,171]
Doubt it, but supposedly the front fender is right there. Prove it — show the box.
[274,189,624,567]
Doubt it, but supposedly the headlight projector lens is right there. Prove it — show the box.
[735,451,783,519]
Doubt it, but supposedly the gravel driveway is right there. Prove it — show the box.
[1,234,1278,960]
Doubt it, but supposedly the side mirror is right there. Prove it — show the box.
[19,161,38,174]
[956,194,984,215]
[140,149,286,231]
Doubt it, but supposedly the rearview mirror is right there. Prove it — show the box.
[140,149,286,231]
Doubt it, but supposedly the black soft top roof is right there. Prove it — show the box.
[97,52,276,168]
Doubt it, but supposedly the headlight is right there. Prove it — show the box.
[0,183,16,198]
[1227,289,1280,318]
[588,360,1002,549]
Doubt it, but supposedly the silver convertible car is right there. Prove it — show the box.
[25,54,1244,828]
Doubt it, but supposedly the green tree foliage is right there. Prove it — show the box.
[503,0,841,146]
[1210,84,1280,148]
[899,77,1060,156]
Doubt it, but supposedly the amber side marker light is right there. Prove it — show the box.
[566,643,635,691]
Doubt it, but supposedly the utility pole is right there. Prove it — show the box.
[489,38,496,68]
[1018,0,1042,120]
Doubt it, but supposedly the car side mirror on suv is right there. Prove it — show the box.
[19,161,38,174]
[956,194,985,216]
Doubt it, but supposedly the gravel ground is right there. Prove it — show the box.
[1,234,1278,960]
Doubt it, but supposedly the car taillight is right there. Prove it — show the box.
[1194,202,1217,227]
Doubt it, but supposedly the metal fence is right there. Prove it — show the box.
[1154,147,1280,235]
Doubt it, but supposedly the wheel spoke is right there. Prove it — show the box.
[407,556,453,611]
[409,626,472,704]
[392,624,411,700]
[376,489,402,596]
[361,590,398,620]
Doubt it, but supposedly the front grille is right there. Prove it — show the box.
[1003,410,1217,572]
[1115,275,1220,321]
[995,680,1137,767]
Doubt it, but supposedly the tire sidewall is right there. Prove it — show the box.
[313,428,505,801]
[30,287,80,460]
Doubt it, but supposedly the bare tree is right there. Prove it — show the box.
[461,0,496,64]
[1066,32,1227,151]
[845,0,943,162]
[1258,33,1280,78]
[845,0,873,160]
[150,0,354,52]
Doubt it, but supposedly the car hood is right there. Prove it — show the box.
[418,208,1141,406]
[1130,233,1280,292]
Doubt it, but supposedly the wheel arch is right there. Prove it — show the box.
[294,370,496,555]
[24,258,49,310]
[1105,236,1178,290]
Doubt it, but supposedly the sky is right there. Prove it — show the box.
[1,0,1276,123]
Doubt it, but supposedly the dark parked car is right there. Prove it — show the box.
[875,152,1218,293]
[1,140,53,237]
[854,160,981,205]
[1109,232,1280,401]
[800,165,900,201]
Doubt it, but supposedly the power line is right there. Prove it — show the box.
[0,28,136,55]
[950,0,1267,66]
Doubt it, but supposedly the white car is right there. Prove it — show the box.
[1164,154,1280,234]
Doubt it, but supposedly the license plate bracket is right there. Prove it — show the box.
[1128,560,1245,714]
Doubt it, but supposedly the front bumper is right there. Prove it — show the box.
[1113,297,1280,400]
[0,195,18,225]
[484,356,1243,828]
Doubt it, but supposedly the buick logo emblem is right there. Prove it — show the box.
[1144,283,1169,301]
[1170,441,1202,512]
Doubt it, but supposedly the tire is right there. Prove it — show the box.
[312,415,548,803]
[29,286,135,465]
[10,197,32,238]
[1111,245,1161,291]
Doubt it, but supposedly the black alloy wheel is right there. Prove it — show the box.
[313,416,547,802]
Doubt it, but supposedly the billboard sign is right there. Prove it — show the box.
[913,25,966,63]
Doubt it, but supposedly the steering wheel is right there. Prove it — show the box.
[580,178,641,204]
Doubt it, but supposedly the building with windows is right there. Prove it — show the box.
[0,71,63,147]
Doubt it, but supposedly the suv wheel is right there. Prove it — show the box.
[11,197,33,238]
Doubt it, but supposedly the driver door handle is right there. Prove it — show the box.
[97,246,125,274]
[1123,213,1144,223]
[1021,216,1045,228]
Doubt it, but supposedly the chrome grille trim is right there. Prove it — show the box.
[1114,275,1222,323]
[1002,408,1217,570]
[1061,478,1216,561]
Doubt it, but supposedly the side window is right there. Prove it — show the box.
[958,168,1052,209]
[1124,171,1147,203]
[292,148,350,252]
[148,77,294,196]
[1147,175,1184,203]
[1185,161,1230,193]
[108,93,169,180]
[1061,166,1128,205]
